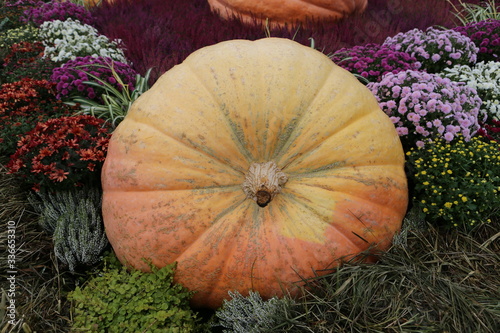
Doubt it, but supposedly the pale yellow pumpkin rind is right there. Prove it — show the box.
[101,37,408,309]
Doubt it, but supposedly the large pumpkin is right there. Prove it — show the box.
[207,0,368,27]
[102,37,408,309]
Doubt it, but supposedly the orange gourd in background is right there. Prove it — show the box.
[80,0,111,9]
[207,0,368,27]
[101,37,408,309]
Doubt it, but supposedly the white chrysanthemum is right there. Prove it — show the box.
[442,61,500,120]
[39,18,128,64]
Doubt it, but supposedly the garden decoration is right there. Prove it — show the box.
[206,0,368,28]
[102,37,408,309]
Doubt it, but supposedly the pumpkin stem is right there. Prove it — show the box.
[242,161,288,207]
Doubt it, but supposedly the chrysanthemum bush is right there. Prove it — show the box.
[1,25,41,81]
[383,26,479,73]
[1,42,56,84]
[51,55,138,100]
[38,18,128,63]
[406,135,500,230]
[367,70,484,150]
[67,67,152,127]
[330,43,421,83]
[1,40,45,83]
[453,18,500,62]
[0,78,76,157]
[441,60,500,121]
[20,0,94,27]
[0,0,39,30]
[7,115,112,192]
[0,24,40,59]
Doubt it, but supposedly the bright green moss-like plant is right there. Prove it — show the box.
[68,259,200,332]
[406,135,500,230]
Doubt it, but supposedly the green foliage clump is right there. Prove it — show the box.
[68,67,153,128]
[447,0,500,25]
[214,291,295,333]
[68,258,199,332]
[29,186,108,271]
[406,135,500,230]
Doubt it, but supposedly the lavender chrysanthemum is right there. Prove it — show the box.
[383,27,479,73]
[367,70,483,150]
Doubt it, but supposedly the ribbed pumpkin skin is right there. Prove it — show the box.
[102,38,408,309]
[207,0,368,27]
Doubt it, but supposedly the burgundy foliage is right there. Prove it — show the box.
[478,119,500,145]
[90,0,479,84]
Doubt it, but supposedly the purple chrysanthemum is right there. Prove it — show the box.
[21,0,93,27]
[453,19,500,63]
[367,70,483,150]
[51,56,138,101]
[383,27,479,73]
[330,43,421,83]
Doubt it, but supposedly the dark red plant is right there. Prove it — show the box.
[0,78,76,157]
[7,115,112,192]
[478,119,500,145]
[3,41,44,66]
[1,41,46,83]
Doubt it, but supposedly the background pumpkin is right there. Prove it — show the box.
[101,37,408,309]
[207,0,368,28]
